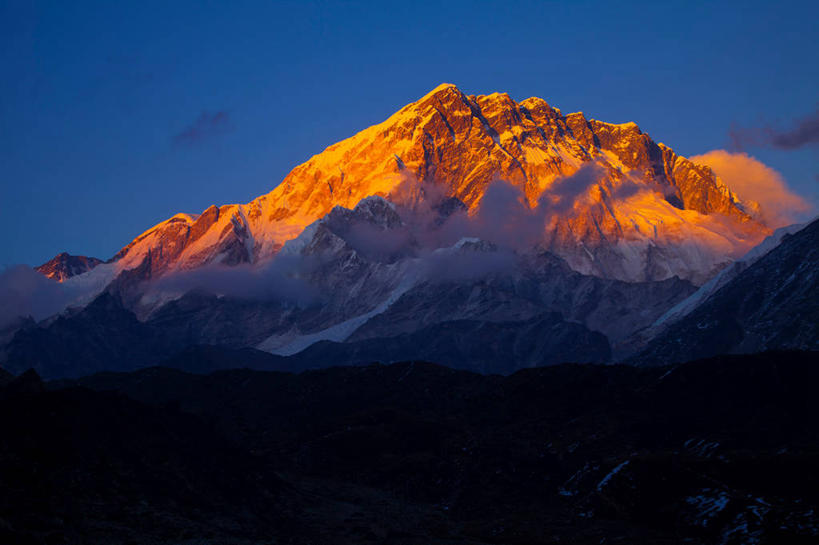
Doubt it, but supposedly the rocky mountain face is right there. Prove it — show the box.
[35,252,103,281]
[634,218,819,364]
[647,221,810,331]
[56,83,767,285]
[283,314,612,374]
[2,194,701,378]
[5,351,815,544]
[0,292,178,379]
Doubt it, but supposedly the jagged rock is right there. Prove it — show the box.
[35,252,103,281]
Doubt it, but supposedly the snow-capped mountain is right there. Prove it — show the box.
[6,84,808,378]
[651,220,811,328]
[3,193,702,378]
[58,83,768,286]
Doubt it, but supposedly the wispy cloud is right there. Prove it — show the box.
[0,265,99,330]
[173,110,232,146]
[730,107,819,151]
[151,253,319,307]
[690,150,812,227]
[388,163,609,252]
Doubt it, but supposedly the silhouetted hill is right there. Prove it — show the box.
[7,350,810,543]
[0,373,299,544]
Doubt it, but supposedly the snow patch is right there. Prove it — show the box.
[653,221,807,326]
[596,460,629,491]
[257,274,417,355]
[60,263,119,308]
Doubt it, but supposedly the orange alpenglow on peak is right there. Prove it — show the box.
[110,84,771,284]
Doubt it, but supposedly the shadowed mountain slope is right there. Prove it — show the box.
[635,218,819,364]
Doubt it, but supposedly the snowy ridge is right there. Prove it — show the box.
[597,460,630,492]
[257,271,418,355]
[653,220,809,327]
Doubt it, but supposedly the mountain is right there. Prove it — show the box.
[7,84,801,378]
[649,220,810,329]
[278,313,612,374]
[0,292,180,379]
[0,235,694,378]
[8,351,812,544]
[2,192,702,378]
[35,252,103,281]
[56,83,768,285]
[635,218,819,364]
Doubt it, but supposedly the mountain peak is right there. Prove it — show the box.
[88,86,769,284]
[423,82,460,97]
[36,252,104,282]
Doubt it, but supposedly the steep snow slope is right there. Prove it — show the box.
[635,218,819,364]
[653,220,811,327]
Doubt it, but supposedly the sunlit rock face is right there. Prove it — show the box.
[35,253,104,281]
[94,84,769,283]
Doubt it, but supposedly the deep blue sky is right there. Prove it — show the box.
[2,0,817,266]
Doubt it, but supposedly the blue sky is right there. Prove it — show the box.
[1,0,817,265]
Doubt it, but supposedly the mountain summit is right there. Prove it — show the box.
[7,87,812,377]
[105,84,768,284]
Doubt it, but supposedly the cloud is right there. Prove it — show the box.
[419,244,518,282]
[0,265,75,330]
[432,162,608,250]
[343,222,414,261]
[0,252,319,331]
[340,162,612,260]
[539,162,609,213]
[150,253,319,306]
[729,108,819,151]
[689,150,813,227]
[173,110,232,146]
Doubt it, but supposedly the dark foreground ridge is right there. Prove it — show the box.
[635,218,819,364]
[2,351,818,544]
